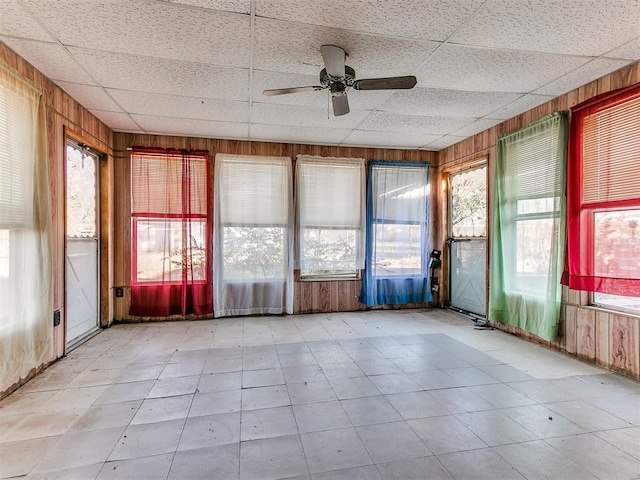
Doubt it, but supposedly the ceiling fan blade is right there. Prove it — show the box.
[321,44,346,78]
[263,85,325,96]
[332,93,350,116]
[353,76,417,91]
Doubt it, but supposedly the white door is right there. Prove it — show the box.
[447,164,487,317]
[65,139,100,349]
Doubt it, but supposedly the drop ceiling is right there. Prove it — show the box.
[0,0,638,150]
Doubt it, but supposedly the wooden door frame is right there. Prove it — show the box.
[63,128,107,353]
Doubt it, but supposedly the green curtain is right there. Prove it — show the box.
[489,112,568,341]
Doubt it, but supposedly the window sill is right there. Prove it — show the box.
[582,304,640,320]
[299,275,360,282]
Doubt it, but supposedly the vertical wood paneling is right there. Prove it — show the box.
[576,308,596,360]
[436,60,640,380]
[595,311,611,368]
[610,314,639,376]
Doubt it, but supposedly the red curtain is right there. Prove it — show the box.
[130,147,213,316]
[562,84,640,295]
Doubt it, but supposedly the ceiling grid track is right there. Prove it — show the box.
[247,0,256,139]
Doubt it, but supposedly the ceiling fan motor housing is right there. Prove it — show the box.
[320,66,356,88]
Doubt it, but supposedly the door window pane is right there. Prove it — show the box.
[66,144,97,238]
[450,166,486,238]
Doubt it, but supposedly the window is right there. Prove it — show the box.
[0,67,52,391]
[296,155,365,279]
[489,112,568,341]
[130,148,211,316]
[514,197,558,295]
[359,161,432,306]
[593,292,640,315]
[214,154,293,317]
[563,84,640,312]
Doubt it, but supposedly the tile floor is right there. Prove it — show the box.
[1,309,639,480]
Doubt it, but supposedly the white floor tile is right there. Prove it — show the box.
[0,309,637,480]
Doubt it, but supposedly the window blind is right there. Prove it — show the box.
[581,94,640,205]
[0,83,32,228]
[218,154,290,226]
[131,150,207,216]
[503,124,563,201]
[373,165,429,223]
[297,156,364,228]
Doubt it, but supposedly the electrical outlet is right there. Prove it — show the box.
[53,309,61,326]
[115,287,124,298]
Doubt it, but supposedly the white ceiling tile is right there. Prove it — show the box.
[22,0,250,67]
[253,18,439,78]
[415,44,591,93]
[422,136,467,150]
[55,82,122,111]
[357,111,475,135]
[250,124,348,145]
[108,90,249,123]
[256,0,485,41]
[132,115,249,139]
[341,130,441,149]
[69,48,249,101]
[533,58,635,97]
[450,0,640,57]
[89,110,141,131]
[0,38,96,84]
[450,118,503,137]
[379,88,521,117]
[251,103,370,129]
[347,89,396,111]
[485,94,554,120]
[605,37,640,60]
[165,0,250,14]
[0,1,54,42]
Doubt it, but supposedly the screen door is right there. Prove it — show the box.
[65,138,100,349]
[448,164,487,317]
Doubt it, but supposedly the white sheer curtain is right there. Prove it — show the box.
[296,155,365,278]
[0,65,52,392]
[214,154,293,317]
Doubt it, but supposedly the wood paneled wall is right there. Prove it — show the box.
[435,61,640,380]
[112,134,437,320]
[0,43,113,364]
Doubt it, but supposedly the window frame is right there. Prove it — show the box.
[215,154,292,284]
[564,85,640,299]
[296,155,365,281]
[130,150,210,287]
[509,193,561,297]
[369,162,430,280]
[496,113,567,301]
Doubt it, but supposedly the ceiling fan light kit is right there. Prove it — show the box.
[263,45,417,117]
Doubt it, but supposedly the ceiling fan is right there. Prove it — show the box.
[262,45,417,116]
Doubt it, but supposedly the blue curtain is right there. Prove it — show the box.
[359,161,432,306]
